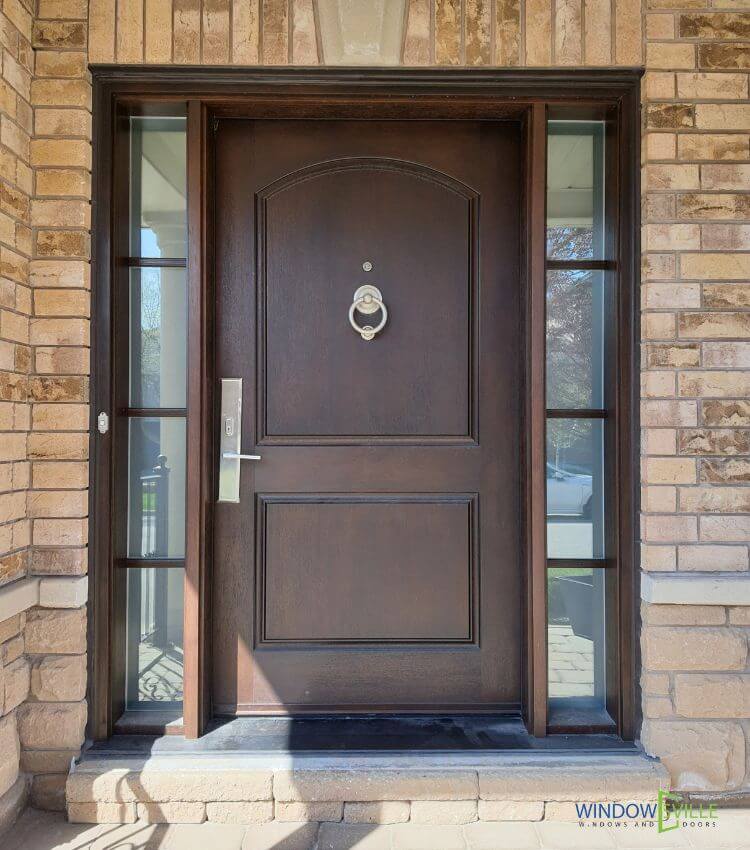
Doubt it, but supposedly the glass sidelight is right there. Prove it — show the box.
[114,112,188,719]
[545,120,615,729]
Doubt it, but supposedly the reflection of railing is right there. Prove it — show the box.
[140,454,170,558]
[140,455,170,651]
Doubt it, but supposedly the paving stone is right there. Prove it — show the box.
[162,821,246,850]
[464,821,541,849]
[241,822,318,850]
[391,823,466,849]
[536,821,617,848]
[316,822,387,850]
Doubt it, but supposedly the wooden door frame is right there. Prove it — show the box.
[88,67,641,741]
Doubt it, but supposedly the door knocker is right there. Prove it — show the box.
[349,285,388,341]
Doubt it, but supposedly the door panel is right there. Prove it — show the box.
[213,119,522,714]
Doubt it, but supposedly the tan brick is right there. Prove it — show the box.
[678,134,749,161]
[677,193,750,220]
[643,428,677,456]
[136,802,206,824]
[32,774,67,812]
[38,0,89,17]
[645,343,700,368]
[679,12,750,40]
[68,803,136,824]
[28,490,87,518]
[679,545,749,572]
[642,313,676,340]
[680,313,750,340]
[646,13,674,40]
[343,802,411,824]
[680,485,750,513]
[729,607,750,625]
[641,400,697,427]
[3,656,29,713]
[0,714,20,799]
[477,801,544,821]
[30,139,91,169]
[646,42,695,70]
[701,457,750,484]
[35,169,90,197]
[35,230,89,260]
[642,458,696,484]
[645,164,700,190]
[679,427,750,455]
[18,701,86,750]
[30,654,86,701]
[643,696,674,719]
[642,370,675,398]
[702,225,750,251]
[34,51,87,79]
[701,401,750,427]
[642,283,700,309]
[699,43,750,70]
[642,626,746,671]
[275,802,342,822]
[204,802,273,823]
[32,403,89,431]
[24,607,86,654]
[643,604,726,626]
[696,104,750,130]
[702,164,750,191]
[31,201,89,230]
[644,72,676,101]
[31,548,86,576]
[410,801,477,825]
[32,460,87,489]
[642,485,676,513]
[642,515,698,543]
[646,103,693,129]
[701,515,750,541]
[644,223,699,251]
[646,133,676,161]
[679,371,750,398]
[643,253,676,281]
[675,674,750,718]
[642,671,671,696]
[30,318,88,346]
[676,72,747,99]
[34,289,89,317]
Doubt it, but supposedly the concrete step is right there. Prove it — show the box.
[67,752,669,825]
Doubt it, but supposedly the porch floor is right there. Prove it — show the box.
[93,715,627,754]
[6,807,749,850]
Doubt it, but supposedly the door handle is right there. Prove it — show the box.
[218,378,260,503]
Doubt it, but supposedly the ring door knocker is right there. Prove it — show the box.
[349,285,388,341]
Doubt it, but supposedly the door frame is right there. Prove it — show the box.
[88,67,641,741]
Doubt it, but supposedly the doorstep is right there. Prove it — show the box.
[66,750,668,825]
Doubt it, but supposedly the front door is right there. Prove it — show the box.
[212,118,522,714]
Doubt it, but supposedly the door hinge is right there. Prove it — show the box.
[97,411,109,434]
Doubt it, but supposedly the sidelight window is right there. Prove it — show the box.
[114,113,188,723]
[545,121,616,731]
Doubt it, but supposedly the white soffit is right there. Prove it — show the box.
[317,0,407,65]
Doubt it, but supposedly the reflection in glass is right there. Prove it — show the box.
[125,568,184,709]
[546,419,604,559]
[546,270,604,410]
[129,268,187,408]
[547,568,606,707]
[547,122,605,260]
[127,418,186,559]
[130,117,187,258]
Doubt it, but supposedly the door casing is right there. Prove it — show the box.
[88,67,641,741]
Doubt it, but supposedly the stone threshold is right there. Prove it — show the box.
[67,750,669,825]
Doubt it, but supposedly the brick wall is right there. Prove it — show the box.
[0,0,33,820]
[0,0,748,815]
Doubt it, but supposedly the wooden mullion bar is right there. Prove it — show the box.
[546,259,615,271]
[547,558,612,570]
[546,408,607,419]
[121,408,188,417]
[124,257,188,268]
[116,558,186,569]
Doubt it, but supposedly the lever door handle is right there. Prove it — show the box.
[218,378,260,503]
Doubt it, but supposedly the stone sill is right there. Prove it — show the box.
[642,572,750,606]
[0,577,39,622]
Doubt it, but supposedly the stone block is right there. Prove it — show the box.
[410,800,477,824]
[31,773,68,811]
[642,626,746,671]
[38,576,87,608]
[642,720,745,791]
[343,801,410,824]
[30,654,86,701]
[136,802,206,823]
[275,801,342,822]
[477,800,544,821]
[0,713,19,799]
[674,674,750,717]
[273,770,477,802]
[68,802,137,823]
[18,701,86,750]
[206,802,274,824]
[24,607,86,654]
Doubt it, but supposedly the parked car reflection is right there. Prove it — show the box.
[546,461,593,517]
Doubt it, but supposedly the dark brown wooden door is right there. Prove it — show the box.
[212,119,522,714]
